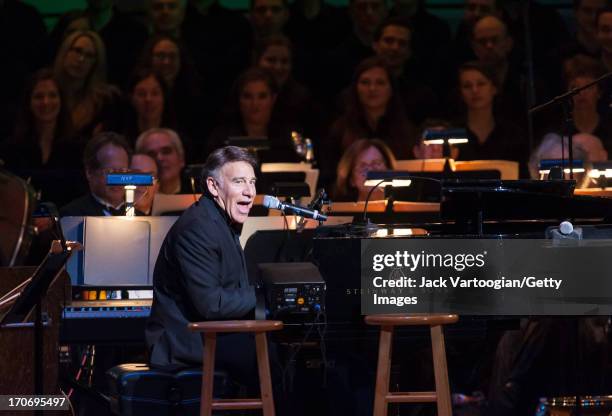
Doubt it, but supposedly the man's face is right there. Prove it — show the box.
[140,132,184,186]
[597,11,612,53]
[86,143,129,206]
[350,0,388,38]
[576,0,607,37]
[149,0,185,34]
[207,161,256,224]
[250,0,288,36]
[472,16,513,65]
[464,0,497,23]
[373,25,411,70]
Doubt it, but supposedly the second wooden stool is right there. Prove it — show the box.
[365,314,458,416]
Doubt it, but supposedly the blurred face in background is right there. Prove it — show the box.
[139,131,184,187]
[152,39,180,86]
[350,0,388,38]
[472,16,513,65]
[64,35,97,80]
[357,66,392,114]
[373,24,411,71]
[569,76,600,109]
[130,154,159,214]
[132,75,164,123]
[350,145,388,200]
[31,79,61,124]
[460,69,497,111]
[149,0,185,34]
[576,0,607,38]
[258,44,291,86]
[597,11,612,54]
[464,0,498,23]
[86,144,130,206]
[240,80,276,126]
[250,0,289,36]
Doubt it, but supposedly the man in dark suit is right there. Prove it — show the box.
[145,146,258,376]
[60,132,132,217]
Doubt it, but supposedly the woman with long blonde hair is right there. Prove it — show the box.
[53,30,121,137]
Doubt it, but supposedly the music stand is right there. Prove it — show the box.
[0,241,75,397]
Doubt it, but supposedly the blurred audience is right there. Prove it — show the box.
[87,0,149,87]
[135,128,187,194]
[389,0,451,85]
[323,57,415,188]
[254,35,317,136]
[453,62,527,170]
[208,67,300,163]
[563,55,612,152]
[53,30,122,138]
[371,16,438,123]
[333,138,396,201]
[325,0,389,96]
[123,67,176,143]
[138,34,205,153]
[0,69,83,206]
[60,132,132,216]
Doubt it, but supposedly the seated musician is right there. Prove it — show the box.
[145,146,263,385]
[333,138,396,202]
[60,132,133,216]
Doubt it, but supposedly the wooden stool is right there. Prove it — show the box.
[188,320,283,416]
[365,314,458,416]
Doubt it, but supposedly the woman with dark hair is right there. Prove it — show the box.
[334,138,396,202]
[122,67,176,143]
[453,61,526,168]
[321,56,415,188]
[53,30,122,138]
[253,34,318,135]
[0,68,85,206]
[208,67,301,163]
[329,56,415,157]
[138,34,208,149]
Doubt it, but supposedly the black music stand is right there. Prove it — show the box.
[0,243,72,400]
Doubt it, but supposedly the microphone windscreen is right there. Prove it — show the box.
[262,195,280,209]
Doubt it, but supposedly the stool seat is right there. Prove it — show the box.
[188,320,283,416]
[188,320,283,333]
[365,313,458,327]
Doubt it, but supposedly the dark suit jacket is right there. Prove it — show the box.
[60,193,118,216]
[145,195,256,369]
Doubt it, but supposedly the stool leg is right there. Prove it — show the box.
[255,332,275,416]
[201,332,217,416]
[373,326,393,416]
[430,325,452,416]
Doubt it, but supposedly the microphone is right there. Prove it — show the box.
[262,195,328,221]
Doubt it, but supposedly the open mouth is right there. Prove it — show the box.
[237,201,252,213]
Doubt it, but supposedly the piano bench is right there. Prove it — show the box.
[106,363,234,416]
